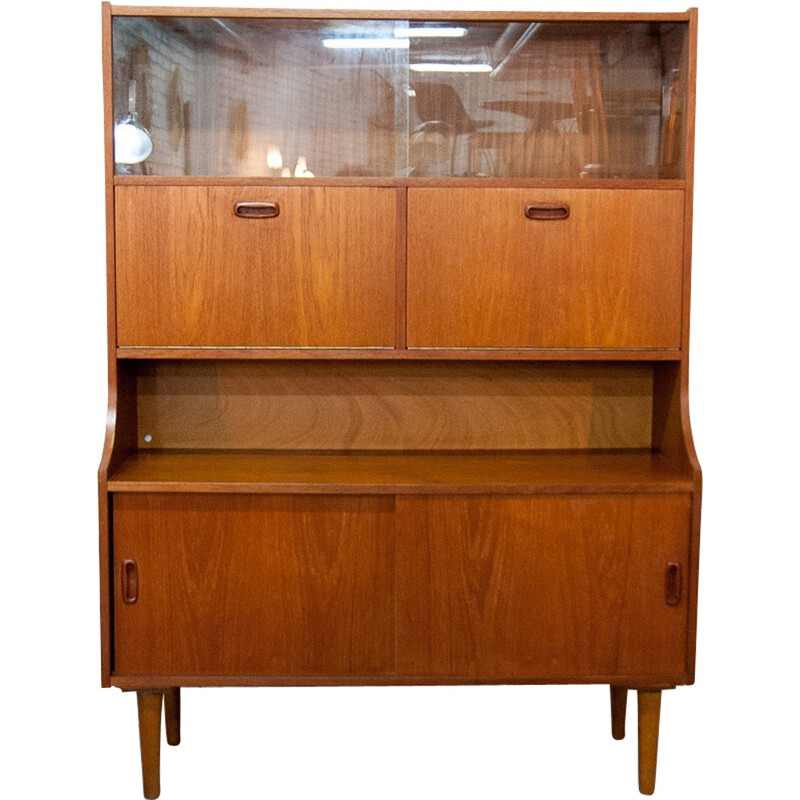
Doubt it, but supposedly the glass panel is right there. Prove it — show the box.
[112,17,410,177]
[112,17,686,179]
[407,21,687,179]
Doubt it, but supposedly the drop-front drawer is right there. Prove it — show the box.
[407,188,684,349]
[115,186,397,347]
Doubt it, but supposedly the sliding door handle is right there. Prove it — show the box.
[665,562,682,606]
[122,559,139,604]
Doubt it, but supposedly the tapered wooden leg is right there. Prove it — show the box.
[610,685,628,740]
[137,691,163,799]
[164,688,181,746]
[637,690,662,795]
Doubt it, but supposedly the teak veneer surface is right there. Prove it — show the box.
[136,361,654,451]
[115,186,397,347]
[111,7,692,22]
[408,188,684,349]
[118,347,683,361]
[114,494,394,675]
[113,493,690,681]
[108,451,693,494]
[396,494,690,679]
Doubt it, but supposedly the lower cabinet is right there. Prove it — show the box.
[113,492,690,683]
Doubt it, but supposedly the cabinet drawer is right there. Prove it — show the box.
[396,494,691,680]
[407,188,684,349]
[115,186,397,347]
[113,494,395,676]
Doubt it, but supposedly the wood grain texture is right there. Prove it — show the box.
[651,362,690,471]
[118,347,682,360]
[113,494,395,676]
[108,451,694,495]
[395,188,407,349]
[137,691,162,799]
[111,673,682,689]
[681,9,704,684]
[396,494,690,679]
[111,8,693,22]
[115,186,396,347]
[407,188,684,349]
[114,176,687,189]
[638,689,663,794]
[135,361,653,451]
[164,688,180,746]
[98,0,118,689]
[611,685,628,740]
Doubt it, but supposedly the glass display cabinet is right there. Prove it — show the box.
[99,6,701,798]
[112,15,686,179]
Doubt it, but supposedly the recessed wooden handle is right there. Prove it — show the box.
[234,201,280,219]
[122,559,139,604]
[524,203,570,221]
[665,561,682,606]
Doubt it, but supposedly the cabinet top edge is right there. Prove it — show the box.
[113,177,687,190]
[109,6,694,22]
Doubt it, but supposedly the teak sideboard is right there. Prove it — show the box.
[98,5,702,797]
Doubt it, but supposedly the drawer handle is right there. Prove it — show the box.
[524,203,570,221]
[234,201,280,219]
[122,559,139,604]
[665,562,682,606]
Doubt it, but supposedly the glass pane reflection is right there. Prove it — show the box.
[113,17,687,178]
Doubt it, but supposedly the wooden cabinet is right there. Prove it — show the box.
[99,6,701,798]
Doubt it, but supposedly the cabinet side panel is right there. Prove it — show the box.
[99,1,116,687]
[113,494,395,675]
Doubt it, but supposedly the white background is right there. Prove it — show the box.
[2,1,798,797]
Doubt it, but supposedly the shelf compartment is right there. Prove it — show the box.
[108,450,693,494]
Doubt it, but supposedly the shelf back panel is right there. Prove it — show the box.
[136,360,653,451]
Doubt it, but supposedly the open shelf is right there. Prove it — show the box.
[107,450,693,494]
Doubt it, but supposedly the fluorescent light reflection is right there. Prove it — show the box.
[323,37,409,49]
[394,27,467,38]
[409,63,493,73]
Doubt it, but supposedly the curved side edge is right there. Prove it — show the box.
[681,6,702,684]
[98,363,138,688]
[98,374,117,688]
[681,360,702,684]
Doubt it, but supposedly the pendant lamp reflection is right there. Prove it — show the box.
[114,80,153,165]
